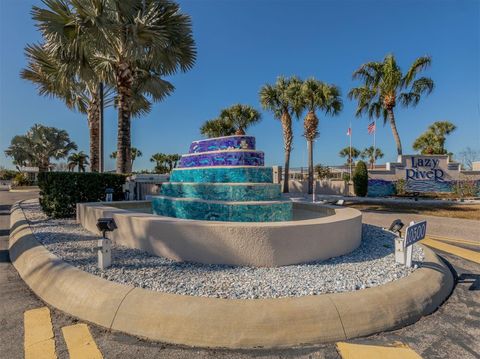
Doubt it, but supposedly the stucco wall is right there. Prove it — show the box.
[77,201,362,267]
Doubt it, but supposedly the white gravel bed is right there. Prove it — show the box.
[21,199,424,299]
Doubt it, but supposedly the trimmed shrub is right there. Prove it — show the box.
[38,172,126,218]
[353,161,368,197]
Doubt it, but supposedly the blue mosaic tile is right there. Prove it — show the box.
[170,167,273,183]
[160,182,281,201]
[178,150,264,168]
[152,196,292,222]
[189,136,255,153]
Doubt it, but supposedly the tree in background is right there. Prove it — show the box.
[150,153,181,174]
[31,0,196,174]
[200,118,236,138]
[349,54,434,157]
[360,146,384,169]
[413,121,456,155]
[352,161,368,197]
[219,104,262,135]
[314,164,333,180]
[5,124,77,172]
[110,147,143,170]
[68,152,90,172]
[300,78,343,194]
[339,146,361,166]
[260,76,303,193]
[458,147,480,170]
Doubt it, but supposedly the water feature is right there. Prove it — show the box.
[151,135,292,222]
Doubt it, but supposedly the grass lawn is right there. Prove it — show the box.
[348,201,480,221]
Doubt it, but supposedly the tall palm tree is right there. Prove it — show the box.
[300,79,343,194]
[349,54,434,157]
[68,151,90,172]
[150,153,180,173]
[5,124,77,172]
[21,43,105,172]
[413,121,456,155]
[110,147,143,169]
[31,0,196,174]
[360,146,384,169]
[339,146,361,166]
[260,76,303,193]
[219,104,262,135]
[200,118,236,138]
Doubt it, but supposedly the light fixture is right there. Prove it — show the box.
[96,218,117,238]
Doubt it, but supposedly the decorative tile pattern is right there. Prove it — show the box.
[160,182,281,201]
[170,167,273,183]
[152,196,292,222]
[178,150,264,168]
[367,179,480,197]
[153,135,292,222]
[189,136,255,153]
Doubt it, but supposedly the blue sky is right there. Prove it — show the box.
[1,0,479,171]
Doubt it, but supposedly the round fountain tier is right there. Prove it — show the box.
[152,195,292,222]
[152,135,292,222]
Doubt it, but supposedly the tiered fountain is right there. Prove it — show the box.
[78,135,362,266]
[152,135,292,222]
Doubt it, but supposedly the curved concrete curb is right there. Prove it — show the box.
[10,201,454,348]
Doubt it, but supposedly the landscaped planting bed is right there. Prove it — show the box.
[21,199,424,299]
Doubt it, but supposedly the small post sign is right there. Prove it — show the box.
[404,220,427,267]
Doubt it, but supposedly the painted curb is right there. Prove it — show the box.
[9,201,454,349]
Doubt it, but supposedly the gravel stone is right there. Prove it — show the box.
[21,199,424,299]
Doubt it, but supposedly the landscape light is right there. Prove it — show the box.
[96,218,117,238]
[388,219,404,235]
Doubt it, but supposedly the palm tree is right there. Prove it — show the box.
[349,54,434,157]
[68,151,90,172]
[413,121,456,155]
[5,124,77,172]
[339,146,361,166]
[21,43,104,172]
[150,153,180,174]
[219,104,262,135]
[259,76,303,193]
[110,147,143,169]
[300,79,343,194]
[360,146,384,169]
[31,0,196,174]
[200,118,236,138]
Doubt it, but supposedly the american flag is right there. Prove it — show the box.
[368,121,376,134]
[346,127,351,136]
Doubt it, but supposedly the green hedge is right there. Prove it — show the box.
[38,172,126,218]
[353,161,368,197]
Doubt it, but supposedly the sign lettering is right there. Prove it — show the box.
[405,221,427,247]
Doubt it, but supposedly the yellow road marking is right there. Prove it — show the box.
[24,307,57,359]
[425,235,480,247]
[336,341,422,359]
[62,323,103,359]
[421,238,480,264]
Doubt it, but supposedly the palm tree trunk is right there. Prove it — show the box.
[88,94,100,172]
[307,140,313,194]
[281,112,293,193]
[304,111,318,195]
[387,109,402,157]
[116,62,133,174]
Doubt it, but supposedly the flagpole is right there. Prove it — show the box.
[349,121,352,179]
[373,119,376,168]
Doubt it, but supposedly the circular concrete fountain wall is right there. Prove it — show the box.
[77,201,362,267]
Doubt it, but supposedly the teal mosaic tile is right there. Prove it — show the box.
[160,183,281,201]
[152,196,292,222]
[170,167,273,183]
